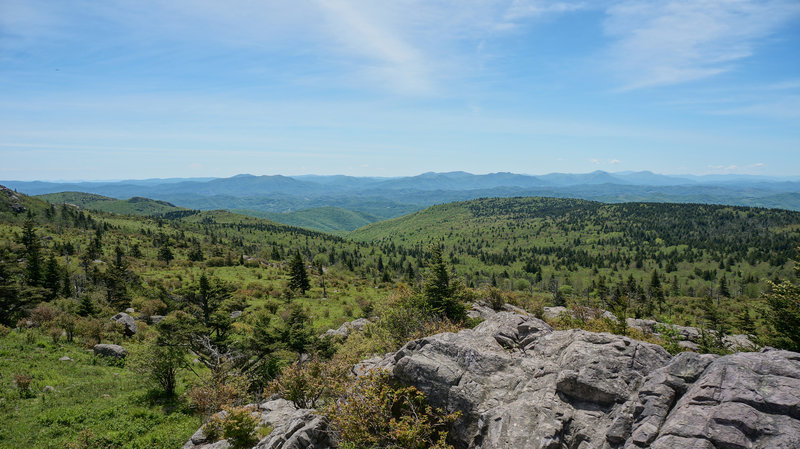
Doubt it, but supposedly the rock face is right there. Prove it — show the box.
[321,318,370,339]
[183,399,330,449]
[185,307,800,449]
[623,349,800,449]
[93,343,127,358]
[370,308,800,449]
[111,312,137,336]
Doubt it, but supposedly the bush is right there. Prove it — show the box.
[129,341,186,396]
[265,356,351,409]
[186,374,249,418]
[30,304,58,327]
[324,370,458,449]
[203,406,260,449]
[14,373,33,398]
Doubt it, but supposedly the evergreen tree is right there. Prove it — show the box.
[763,259,800,351]
[78,295,96,317]
[42,253,61,301]
[61,270,73,298]
[0,249,25,325]
[288,252,310,294]
[718,275,730,298]
[105,246,131,308]
[158,244,174,265]
[21,216,42,286]
[423,246,466,321]
[649,269,664,314]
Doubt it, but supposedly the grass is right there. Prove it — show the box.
[0,330,200,449]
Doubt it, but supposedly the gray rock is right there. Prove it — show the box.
[184,399,330,449]
[59,356,73,362]
[379,311,797,449]
[230,310,242,319]
[93,343,127,358]
[111,312,137,336]
[625,348,800,449]
[542,306,568,319]
[149,315,165,325]
[382,312,670,448]
[124,307,135,314]
[321,318,370,339]
[183,309,800,449]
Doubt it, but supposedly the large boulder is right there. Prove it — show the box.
[111,312,137,336]
[382,311,670,448]
[377,308,799,448]
[93,343,127,359]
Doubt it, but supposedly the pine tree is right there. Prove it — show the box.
[0,249,24,325]
[105,246,131,308]
[21,215,42,286]
[158,244,174,265]
[43,253,61,301]
[423,246,466,321]
[288,252,310,294]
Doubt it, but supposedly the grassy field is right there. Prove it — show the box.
[0,329,201,449]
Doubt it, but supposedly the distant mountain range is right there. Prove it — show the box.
[6,171,800,231]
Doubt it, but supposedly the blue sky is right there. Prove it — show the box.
[1,0,799,180]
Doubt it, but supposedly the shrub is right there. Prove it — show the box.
[324,370,458,449]
[14,373,33,398]
[30,304,58,327]
[48,326,63,344]
[186,373,249,418]
[203,406,260,449]
[265,356,351,409]
[76,317,105,347]
[129,341,186,396]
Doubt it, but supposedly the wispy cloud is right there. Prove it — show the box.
[707,162,765,173]
[504,0,587,20]
[603,0,800,90]
[315,0,432,94]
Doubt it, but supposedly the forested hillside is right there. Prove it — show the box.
[0,186,396,448]
[2,187,799,449]
[351,197,800,330]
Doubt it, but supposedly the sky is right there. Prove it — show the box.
[1,0,799,181]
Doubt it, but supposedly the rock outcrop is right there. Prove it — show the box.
[320,318,370,339]
[183,399,330,449]
[541,305,756,351]
[186,307,800,449]
[93,343,127,358]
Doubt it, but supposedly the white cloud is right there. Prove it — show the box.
[589,158,600,164]
[603,0,800,90]
[609,159,621,164]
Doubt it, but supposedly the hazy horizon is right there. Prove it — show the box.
[4,169,800,184]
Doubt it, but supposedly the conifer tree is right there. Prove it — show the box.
[21,215,42,286]
[288,252,310,294]
[43,253,60,301]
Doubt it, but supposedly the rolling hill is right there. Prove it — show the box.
[349,197,800,302]
[232,206,380,232]
[36,192,187,216]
